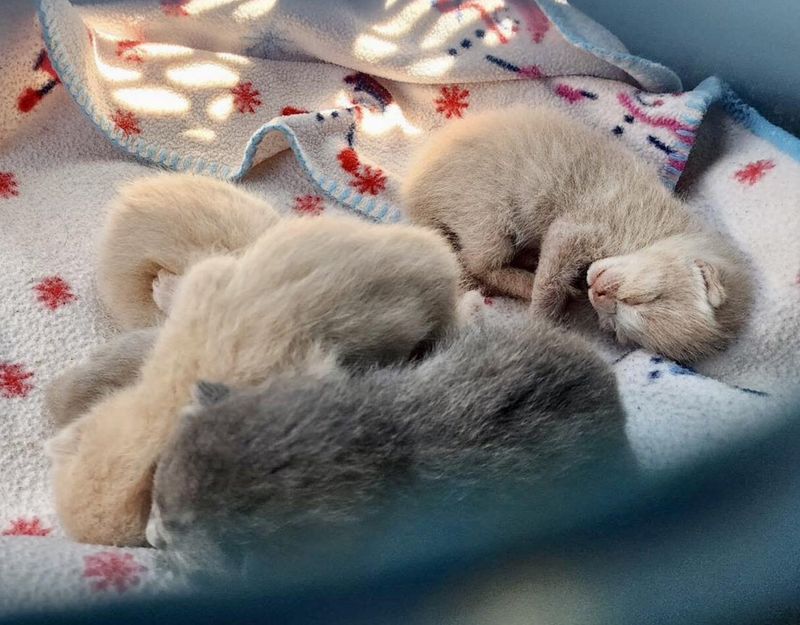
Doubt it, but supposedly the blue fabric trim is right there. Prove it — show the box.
[534,0,682,92]
[692,77,800,164]
[231,119,402,222]
[37,0,404,223]
[40,0,800,232]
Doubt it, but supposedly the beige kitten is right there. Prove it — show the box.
[402,105,751,363]
[98,173,279,329]
[47,215,460,546]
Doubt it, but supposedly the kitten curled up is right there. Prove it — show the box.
[140,317,632,575]
[98,173,279,329]
[402,106,752,363]
[46,215,460,547]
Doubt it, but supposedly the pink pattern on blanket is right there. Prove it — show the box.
[0,363,34,399]
[734,159,775,186]
[34,276,77,310]
[2,517,52,536]
[617,92,693,135]
[83,552,147,593]
[515,2,550,43]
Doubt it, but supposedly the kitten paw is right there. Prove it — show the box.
[530,282,568,320]
[152,270,181,315]
[457,289,487,326]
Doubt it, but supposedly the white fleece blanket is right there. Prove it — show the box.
[1,0,799,616]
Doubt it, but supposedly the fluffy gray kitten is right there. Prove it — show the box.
[147,317,632,575]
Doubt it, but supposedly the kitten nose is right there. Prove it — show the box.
[589,277,618,313]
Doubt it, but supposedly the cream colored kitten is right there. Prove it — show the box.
[47,216,460,546]
[98,173,279,329]
[402,106,751,362]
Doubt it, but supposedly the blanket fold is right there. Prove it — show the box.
[39,0,694,221]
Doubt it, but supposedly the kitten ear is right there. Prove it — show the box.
[192,381,230,407]
[44,420,83,461]
[695,259,726,308]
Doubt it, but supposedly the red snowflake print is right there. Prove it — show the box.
[161,0,189,16]
[734,159,775,186]
[434,85,470,119]
[0,363,34,399]
[112,109,141,137]
[0,172,19,199]
[116,40,143,63]
[281,106,309,116]
[294,195,325,216]
[2,517,52,536]
[231,82,262,114]
[336,148,387,196]
[352,166,387,195]
[83,552,147,593]
[34,276,77,310]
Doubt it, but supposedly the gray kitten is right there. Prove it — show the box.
[147,318,633,575]
[45,329,157,428]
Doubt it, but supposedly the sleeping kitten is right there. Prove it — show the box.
[146,317,632,575]
[45,329,157,428]
[98,173,279,329]
[402,106,752,363]
[46,215,461,546]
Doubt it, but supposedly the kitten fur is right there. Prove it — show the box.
[47,215,460,546]
[401,106,752,362]
[45,329,157,428]
[147,317,633,575]
[98,173,279,329]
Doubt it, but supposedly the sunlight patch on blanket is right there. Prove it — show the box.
[420,14,479,50]
[207,94,234,120]
[184,0,239,15]
[113,87,190,114]
[166,63,239,88]
[94,53,142,83]
[183,127,217,142]
[372,0,430,37]
[233,0,278,21]
[138,43,194,58]
[408,54,455,77]
[216,52,252,65]
[360,103,422,137]
[353,34,398,60]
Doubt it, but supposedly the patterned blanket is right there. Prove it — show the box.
[1,0,798,615]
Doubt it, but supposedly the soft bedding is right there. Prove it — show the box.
[1,0,798,614]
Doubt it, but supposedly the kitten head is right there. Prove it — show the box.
[147,381,232,551]
[586,233,751,362]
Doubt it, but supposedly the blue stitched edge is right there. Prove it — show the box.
[692,76,800,164]
[36,0,404,224]
[40,0,800,226]
[534,0,682,93]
